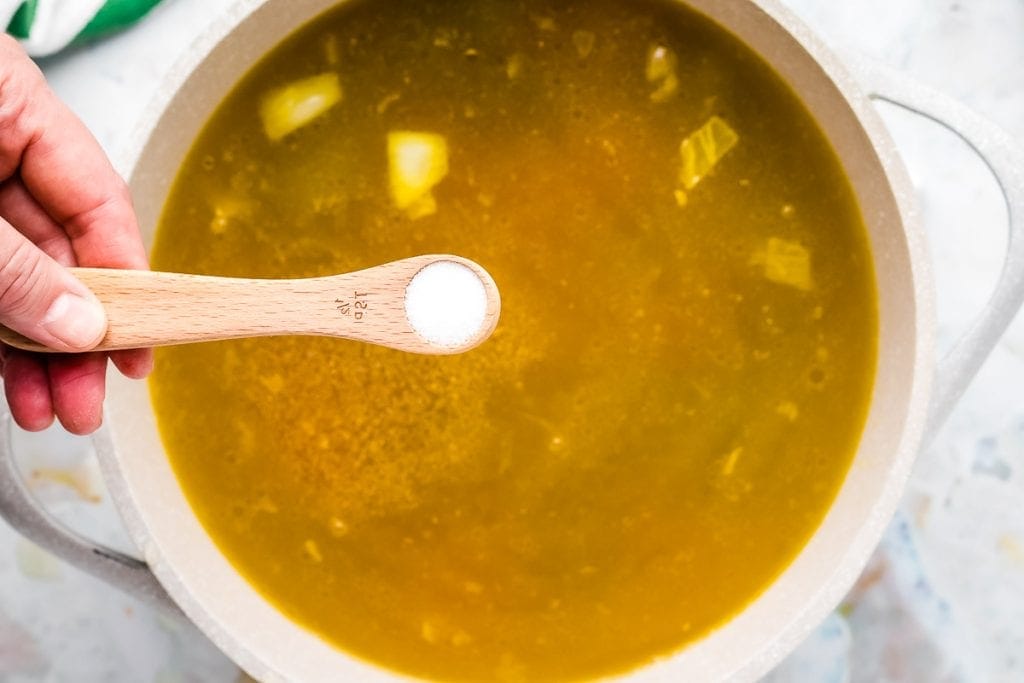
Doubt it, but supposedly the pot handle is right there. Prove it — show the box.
[0,408,181,616]
[849,56,1024,434]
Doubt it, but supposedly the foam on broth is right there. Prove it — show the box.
[150,0,878,680]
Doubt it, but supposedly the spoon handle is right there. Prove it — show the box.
[0,255,499,355]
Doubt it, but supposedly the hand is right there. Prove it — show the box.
[0,35,152,435]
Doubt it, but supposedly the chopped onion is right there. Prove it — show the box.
[750,238,813,291]
[572,30,596,59]
[678,115,739,195]
[646,44,679,102]
[388,131,450,219]
[259,73,342,142]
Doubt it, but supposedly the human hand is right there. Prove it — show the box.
[0,35,152,435]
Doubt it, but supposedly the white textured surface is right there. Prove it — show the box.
[0,0,1020,681]
[405,261,488,347]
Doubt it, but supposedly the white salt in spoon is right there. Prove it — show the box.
[0,255,500,355]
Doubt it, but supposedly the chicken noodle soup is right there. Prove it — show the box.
[150,0,877,680]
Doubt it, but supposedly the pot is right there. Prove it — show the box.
[2,0,1023,681]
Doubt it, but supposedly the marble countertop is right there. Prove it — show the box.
[0,0,1021,681]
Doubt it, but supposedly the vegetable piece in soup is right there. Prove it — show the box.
[150,0,877,680]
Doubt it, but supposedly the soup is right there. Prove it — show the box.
[149,0,877,680]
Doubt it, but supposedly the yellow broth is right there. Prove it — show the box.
[150,0,877,680]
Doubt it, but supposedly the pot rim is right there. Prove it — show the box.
[99,0,935,681]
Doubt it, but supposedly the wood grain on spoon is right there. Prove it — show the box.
[0,255,500,355]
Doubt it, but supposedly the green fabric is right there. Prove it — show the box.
[73,0,163,44]
[4,0,164,45]
[6,1,38,39]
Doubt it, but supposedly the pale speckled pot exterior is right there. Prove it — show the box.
[8,0,1022,681]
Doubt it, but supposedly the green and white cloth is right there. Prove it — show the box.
[2,0,163,56]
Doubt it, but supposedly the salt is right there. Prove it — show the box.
[405,261,488,347]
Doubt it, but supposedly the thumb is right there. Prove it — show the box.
[0,221,107,352]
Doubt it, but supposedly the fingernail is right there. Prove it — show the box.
[42,293,107,349]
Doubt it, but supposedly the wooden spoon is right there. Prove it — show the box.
[0,255,500,355]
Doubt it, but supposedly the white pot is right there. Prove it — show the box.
[1,0,1022,681]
